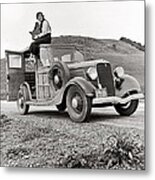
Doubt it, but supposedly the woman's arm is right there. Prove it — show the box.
[37,20,51,38]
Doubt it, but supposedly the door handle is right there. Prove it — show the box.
[7,74,10,81]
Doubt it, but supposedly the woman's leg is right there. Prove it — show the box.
[35,34,51,44]
[29,34,51,57]
[29,42,40,57]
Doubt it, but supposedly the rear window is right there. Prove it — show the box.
[9,54,22,68]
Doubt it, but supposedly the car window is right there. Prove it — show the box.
[9,54,22,68]
[74,50,84,62]
[52,48,84,63]
[61,54,71,62]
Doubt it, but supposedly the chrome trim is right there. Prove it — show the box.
[93,93,144,105]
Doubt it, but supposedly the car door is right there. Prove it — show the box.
[5,51,25,101]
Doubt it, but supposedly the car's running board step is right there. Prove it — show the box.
[26,99,57,106]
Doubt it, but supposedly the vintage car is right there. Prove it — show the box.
[5,44,144,122]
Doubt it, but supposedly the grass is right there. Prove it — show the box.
[53,131,144,170]
[0,114,144,169]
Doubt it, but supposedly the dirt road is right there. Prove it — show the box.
[1,100,144,130]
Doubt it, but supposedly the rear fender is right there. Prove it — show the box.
[115,74,141,97]
[19,82,32,100]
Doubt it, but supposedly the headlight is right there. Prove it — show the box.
[114,66,124,78]
[87,67,98,80]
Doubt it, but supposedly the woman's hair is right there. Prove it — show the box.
[36,12,44,19]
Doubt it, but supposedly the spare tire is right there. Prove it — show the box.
[48,61,70,91]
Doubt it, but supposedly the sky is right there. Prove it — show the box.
[1,0,145,58]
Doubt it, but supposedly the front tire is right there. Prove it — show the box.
[114,99,139,116]
[17,86,30,115]
[66,85,92,123]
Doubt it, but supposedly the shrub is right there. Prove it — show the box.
[56,131,144,170]
[102,131,145,170]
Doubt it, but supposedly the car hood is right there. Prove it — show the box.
[67,59,109,70]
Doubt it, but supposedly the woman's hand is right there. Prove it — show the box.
[34,35,39,40]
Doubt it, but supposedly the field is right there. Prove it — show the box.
[0,112,144,170]
[0,99,145,170]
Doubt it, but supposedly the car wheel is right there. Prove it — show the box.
[66,85,92,122]
[48,61,70,91]
[17,86,30,115]
[114,92,139,116]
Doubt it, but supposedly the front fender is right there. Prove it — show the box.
[115,74,141,97]
[66,77,96,97]
[57,77,95,106]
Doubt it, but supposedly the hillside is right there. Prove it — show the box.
[52,36,144,59]
[0,36,144,100]
[52,36,144,91]
[120,37,145,51]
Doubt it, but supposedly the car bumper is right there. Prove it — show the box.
[92,93,144,105]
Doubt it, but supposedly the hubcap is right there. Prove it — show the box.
[72,97,78,109]
[121,101,131,109]
[19,96,24,109]
[53,69,63,90]
[71,94,83,113]
[54,75,59,84]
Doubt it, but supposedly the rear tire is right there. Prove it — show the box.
[66,85,92,122]
[114,99,139,116]
[17,86,30,115]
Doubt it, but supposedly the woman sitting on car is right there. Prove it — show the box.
[29,12,51,59]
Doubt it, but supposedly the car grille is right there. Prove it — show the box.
[97,63,115,96]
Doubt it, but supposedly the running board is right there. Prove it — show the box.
[26,99,57,106]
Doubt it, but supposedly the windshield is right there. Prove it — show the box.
[73,50,84,62]
[53,48,84,63]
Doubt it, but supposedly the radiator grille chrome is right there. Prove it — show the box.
[97,63,115,96]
